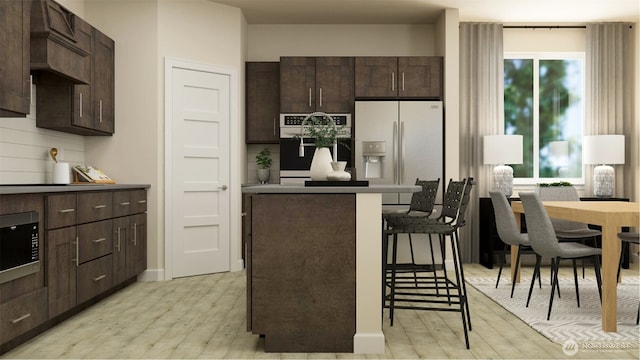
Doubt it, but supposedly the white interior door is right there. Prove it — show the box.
[169,65,230,278]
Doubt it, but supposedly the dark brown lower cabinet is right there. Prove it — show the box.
[47,226,77,319]
[248,194,356,352]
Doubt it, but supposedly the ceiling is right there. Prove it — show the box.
[209,0,639,24]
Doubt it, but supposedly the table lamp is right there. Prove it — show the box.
[583,135,625,197]
[484,135,523,197]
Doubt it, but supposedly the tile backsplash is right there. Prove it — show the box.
[0,84,85,184]
[246,144,279,184]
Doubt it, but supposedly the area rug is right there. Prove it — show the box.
[466,276,640,347]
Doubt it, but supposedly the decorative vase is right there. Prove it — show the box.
[257,168,270,184]
[327,161,351,181]
[309,147,334,181]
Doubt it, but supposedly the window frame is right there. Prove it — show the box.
[504,51,586,186]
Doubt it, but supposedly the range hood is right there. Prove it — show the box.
[30,0,91,84]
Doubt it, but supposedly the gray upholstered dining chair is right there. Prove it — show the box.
[489,191,535,297]
[519,192,602,321]
[617,232,640,325]
[536,185,602,277]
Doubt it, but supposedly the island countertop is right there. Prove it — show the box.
[242,183,420,194]
[0,184,151,195]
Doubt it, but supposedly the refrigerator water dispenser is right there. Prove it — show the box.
[362,141,386,179]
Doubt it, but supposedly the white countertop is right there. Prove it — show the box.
[241,184,420,194]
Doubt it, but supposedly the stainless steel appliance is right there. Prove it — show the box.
[355,101,444,265]
[279,113,352,185]
[355,101,444,204]
[0,211,40,284]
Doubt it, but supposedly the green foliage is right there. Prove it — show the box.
[537,181,573,187]
[255,147,272,169]
[296,115,350,149]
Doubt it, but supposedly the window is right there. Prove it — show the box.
[504,52,585,184]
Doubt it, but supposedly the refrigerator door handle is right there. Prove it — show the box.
[393,121,398,183]
[400,121,405,184]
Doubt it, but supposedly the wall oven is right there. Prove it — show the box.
[279,113,353,185]
[0,211,40,284]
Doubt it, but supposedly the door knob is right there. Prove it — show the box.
[219,185,228,190]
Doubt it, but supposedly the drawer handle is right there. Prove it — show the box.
[116,227,121,252]
[11,313,31,324]
[137,200,147,204]
[93,237,107,243]
[93,275,106,282]
[120,202,131,206]
[59,208,75,213]
[94,204,107,209]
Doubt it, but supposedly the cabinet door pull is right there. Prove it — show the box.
[133,223,137,246]
[79,92,83,117]
[72,237,79,266]
[402,72,405,92]
[116,227,121,252]
[11,313,31,324]
[94,204,106,209]
[93,274,106,282]
[391,72,395,92]
[319,87,323,107]
[273,117,276,136]
[99,100,103,123]
[137,200,147,204]
[120,202,131,206]
[93,237,107,243]
[308,87,312,108]
[59,208,75,213]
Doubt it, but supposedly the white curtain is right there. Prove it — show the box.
[585,23,636,201]
[459,23,504,263]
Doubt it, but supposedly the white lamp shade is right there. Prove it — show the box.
[583,135,625,165]
[483,135,523,165]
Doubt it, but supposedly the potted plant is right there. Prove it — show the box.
[256,147,272,184]
[297,114,350,181]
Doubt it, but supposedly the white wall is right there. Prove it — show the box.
[247,24,436,60]
[504,27,586,51]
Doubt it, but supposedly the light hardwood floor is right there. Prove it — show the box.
[3,263,638,359]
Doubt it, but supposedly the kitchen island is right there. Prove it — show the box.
[242,184,419,354]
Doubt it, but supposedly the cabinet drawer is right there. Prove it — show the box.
[112,190,147,217]
[46,194,77,229]
[77,192,112,224]
[77,220,113,264]
[77,254,113,305]
[0,288,47,344]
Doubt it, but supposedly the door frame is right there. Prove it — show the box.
[163,57,242,280]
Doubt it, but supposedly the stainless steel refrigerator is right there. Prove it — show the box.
[355,100,444,265]
[355,100,444,206]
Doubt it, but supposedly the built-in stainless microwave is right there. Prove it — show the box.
[0,211,40,284]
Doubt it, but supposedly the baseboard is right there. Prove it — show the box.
[353,332,385,354]
[138,268,164,282]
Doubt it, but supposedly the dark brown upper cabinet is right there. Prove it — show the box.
[355,56,443,100]
[0,0,31,117]
[280,57,354,114]
[246,62,280,144]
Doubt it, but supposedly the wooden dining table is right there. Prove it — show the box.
[510,200,639,332]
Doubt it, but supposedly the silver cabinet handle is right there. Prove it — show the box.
[137,200,147,204]
[99,100,103,123]
[133,223,137,246]
[391,72,395,92]
[73,237,79,266]
[273,117,277,136]
[219,185,228,191]
[319,87,323,107]
[116,227,121,252]
[120,202,131,206]
[79,92,83,117]
[402,72,405,92]
[59,208,75,213]
[308,87,312,108]
[93,275,106,282]
[94,204,106,209]
[11,313,31,324]
[93,237,107,243]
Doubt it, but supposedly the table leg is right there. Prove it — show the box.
[601,223,620,332]
[511,212,522,283]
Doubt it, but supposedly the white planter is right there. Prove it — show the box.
[309,147,333,181]
[257,168,270,184]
